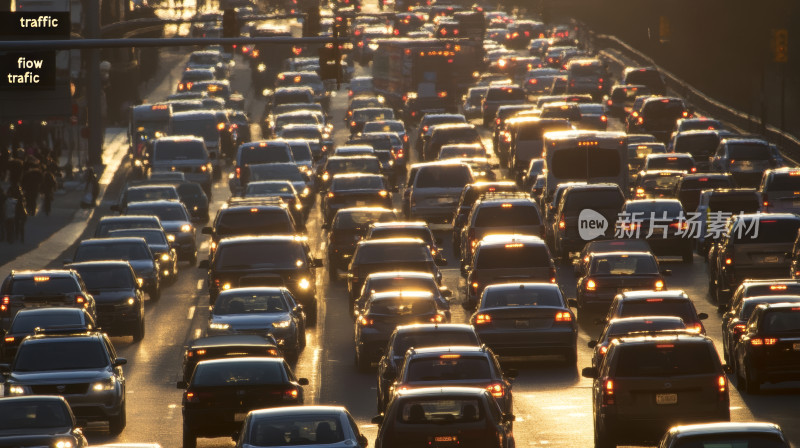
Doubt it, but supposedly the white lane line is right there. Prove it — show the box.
[166,403,178,420]
[196,279,204,290]
[194,328,202,340]
[187,306,195,320]
[310,347,321,405]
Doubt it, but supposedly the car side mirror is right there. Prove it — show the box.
[113,358,127,367]
[298,378,310,386]
[110,204,120,212]
[587,340,597,348]
[505,368,518,379]
[198,259,210,269]
[567,298,578,308]
[371,415,384,425]
[502,413,515,423]
[581,366,598,379]
[176,380,187,389]
[201,227,214,235]
[312,258,324,268]
[358,433,369,448]
[698,312,709,320]
[661,269,672,276]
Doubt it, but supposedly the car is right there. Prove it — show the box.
[414,114,468,158]
[150,136,214,192]
[539,182,587,244]
[694,188,762,258]
[642,153,697,173]
[354,290,446,371]
[471,282,577,361]
[622,67,666,95]
[628,97,690,142]
[576,103,608,130]
[349,107,394,135]
[711,138,778,188]
[576,251,667,316]
[0,307,96,362]
[605,84,650,117]
[207,287,306,360]
[422,124,482,162]
[177,357,308,448]
[241,167,314,211]
[332,144,375,157]
[482,86,527,126]
[408,161,475,222]
[391,346,516,413]
[234,405,370,448]
[588,316,687,369]
[326,207,398,280]
[759,168,800,213]
[71,237,161,302]
[351,132,405,179]
[464,234,556,310]
[523,68,564,95]
[582,334,730,447]
[734,302,800,393]
[508,118,571,180]
[318,155,383,192]
[459,193,544,266]
[230,140,295,194]
[712,213,800,307]
[181,334,279,382]
[0,270,97,324]
[462,86,489,119]
[630,170,684,200]
[202,201,298,256]
[376,324,480,412]
[345,95,384,123]
[365,221,444,264]
[673,173,735,213]
[659,422,791,448]
[603,290,709,334]
[574,238,653,277]
[107,228,178,284]
[372,387,515,448]
[627,142,666,173]
[64,261,145,341]
[437,144,496,181]
[124,200,197,265]
[363,120,409,154]
[170,110,231,167]
[668,130,725,172]
[0,396,88,447]
[112,184,180,214]
[452,181,520,254]
[94,215,164,238]
[348,77,375,98]
[618,199,695,262]
[201,236,323,322]
[721,294,800,367]
[244,180,306,223]
[353,271,452,320]
[522,158,546,191]
[1,329,127,435]
[322,174,394,225]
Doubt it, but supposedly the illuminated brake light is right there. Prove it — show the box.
[718,375,727,392]
[284,388,299,400]
[750,338,763,346]
[770,285,788,290]
[586,279,597,291]
[440,354,461,359]
[645,298,663,302]
[764,338,778,345]
[475,313,491,325]
[725,258,732,265]
[554,311,572,322]
[430,314,444,323]
[359,316,374,326]
[4,336,14,343]
[599,345,608,355]
[732,323,746,335]
[486,383,504,398]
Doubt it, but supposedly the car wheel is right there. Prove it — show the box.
[187,252,197,267]
[355,350,371,372]
[149,284,160,302]
[132,318,145,342]
[108,403,126,436]
[682,244,694,263]
[594,416,616,448]
[743,364,760,394]
[182,424,197,448]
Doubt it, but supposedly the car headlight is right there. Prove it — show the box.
[298,278,311,290]
[55,440,74,448]
[295,203,303,211]
[127,297,136,306]
[167,234,176,242]
[222,282,232,290]
[180,224,193,233]
[7,385,26,395]
[137,277,144,287]
[209,322,230,331]
[257,63,266,72]
[161,253,171,262]
[92,378,115,392]
[302,187,310,197]
[272,320,291,328]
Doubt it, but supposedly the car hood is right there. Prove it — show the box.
[88,288,137,303]
[211,313,292,329]
[0,430,74,443]
[10,369,111,384]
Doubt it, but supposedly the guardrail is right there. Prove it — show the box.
[590,32,800,165]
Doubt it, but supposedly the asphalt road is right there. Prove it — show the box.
[28,36,800,448]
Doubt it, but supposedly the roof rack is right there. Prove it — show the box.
[478,191,530,201]
[33,325,94,335]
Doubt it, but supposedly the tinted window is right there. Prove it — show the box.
[591,255,658,275]
[0,401,71,429]
[241,147,292,165]
[75,243,150,261]
[762,310,800,332]
[618,300,696,321]
[672,434,788,448]
[476,246,551,269]
[9,278,79,295]
[398,399,483,423]
[482,288,562,307]
[368,298,436,315]
[614,343,715,377]
[415,166,472,188]
[642,101,685,119]
[394,331,479,355]
[289,144,313,162]
[673,133,720,158]
[766,173,800,191]
[249,165,304,182]
[563,190,624,213]
[154,141,207,160]
[406,357,492,381]
[192,361,286,385]
[110,229,168,246]
[358,244,430,262]
[727,143,771,160]
[15,340,109,371]
[486,88,525,101]
[474,205,541,226]
[172,117,219,141]
[216,210,293,236]
[731,219,800,243]
[550,148,621,179]
[72,266,135,290]
[707,194,760,213]
[216,242,305,269]
[214,292,287,314]
[10,312,84,333]
[127,204,188,221]
[332,176,384,190]
[247,414,345,446]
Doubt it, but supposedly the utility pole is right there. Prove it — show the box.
[85,0,103,167]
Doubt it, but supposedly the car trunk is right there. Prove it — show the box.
[613,374,724,418]
[589,274,662,296]
[479,306,564,330]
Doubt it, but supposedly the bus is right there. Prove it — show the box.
[129,103,173,176]
[543,130,628,200]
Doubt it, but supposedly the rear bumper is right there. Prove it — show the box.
[477,328,576,355]
[601,408,730,443]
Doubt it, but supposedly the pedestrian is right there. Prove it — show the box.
[13,187,27,243]
[4,186,24,243]
[41,168,57,216]
[82,167,99,208]
[21,162,42,216]
[0,147,9,183]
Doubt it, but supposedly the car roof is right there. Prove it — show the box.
[483,282,560,293]
[127,200,183,208]
[12,307,87,317]
[608,316,685,325]
[617,290,690,300]
[195,356,285,367]
[733,212,799,221]
[370,221,428,229]
[614,333,710,345]
[126,184,178,191]
[365,271,436,280]
[590,251,656,259]
[357,237,426,246]
[8,269,76,278]
[218,287,288,295]
[248,406,348,418]
[370,290,435,300]
[188,334,277,349]
[396,386,490,398]
[80,237,148,246]
[217,235,305,245]
[24,330,105,343]
[65,260,133,269]
[477,234,546,246]
[666,422,784,438]
[407,346,488,357]
[395,323,475,334]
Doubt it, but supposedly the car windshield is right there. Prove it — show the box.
[476,246,550,269]
[154,141,207,160]
[214,292,287,315]
[216,242,305,269]
[172,118,219,141]
[395,331,479,355]
[0,401,72,430]
[406,357,491,382]
[672,434,788,448]
[619,300,695,321]
[9,277,79,295]
[10,312,85,333]
[368,298,435,315]
[127,188,178,203]
[762,310,800,333]
[332,176,384,191]
[241,147,292,165]
[72,266,135,290]
[246,414,346,446]
[75,242,150,261]
[127,204,188,221]
[482,288,562,307]
[591,255,658,275]
[191,361,285,386]
[399,399,483,424]
[109,229,168,245]
[474,205,541,226]
[415,166,472,189]
[14,340,109,371]
[614,343,715,377]
[249,165,305,182]
[727,143,771,160]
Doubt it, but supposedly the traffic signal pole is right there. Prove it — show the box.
[86,0,103,167]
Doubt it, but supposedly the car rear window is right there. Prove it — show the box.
[154,141,207,161]
[127,188,178,203]
[619,300,695,321]
[333,211,395,229]
[368,298,436,315]
[563,189,624,213]
[607,319,686,338]
[680,177,732,190]
[673,133,720,158]
[395,331,479,355]
[517,121,571,140]
[591,255,658,275]
[127,204,188,221]
[482,288,562,307]
[328,158,381,174]
[370,227,431,242]
[486,87,525,101]
[762,310,800,332]
[172,117,219,141]
[216,210,293,236]
[398,399,483,423]
[415,166,473,188]
[406,357,492,382]
[731,219,800,243]
[216,242,305,269]
[75,242,150,261]
[241,147,292,165]
[192,361,286,385]
[614,343,715,377]
[332,176,384,191]
[474,204,541,226]
[10,312,85,333]
[707,194,760,213]
[727,143,771,160]
[643,100,685,119]
[71,266,135,290]
[672,434,788,448]
[476,245,551,269]
[623,201,684,219]
[646,156,694,171]
[550,148,622,179]
[765,172,800,191]
[358,244,430,262]
[9,277,80,295]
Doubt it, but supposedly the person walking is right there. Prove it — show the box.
[21,161,42,216]
[6,150,24,187]
[41,167,57,216]
[4,186,25,243]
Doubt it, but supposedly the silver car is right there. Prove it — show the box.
[151,136,213,195]
[235,406,369,448]
[408,162,474,223]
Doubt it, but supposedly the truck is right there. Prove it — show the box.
[371,38,483,112]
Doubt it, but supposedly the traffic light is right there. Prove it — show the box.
[303,6,321,37]
[774,29,788,63]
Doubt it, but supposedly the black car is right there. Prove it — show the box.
[470,282,577,362]
[721,294,800,367]
[322,174,394,225]
[201,236,323,321]
[108,228,178,285]
[734,302,800,393]
[659,422,791,448]
[0,270,97,325]
[94,215,164,238]
[452,181,520,256]
[65,261,146,341]
[71,237,161,302]
[673,173,735,213]
[353,271,452,321]
[0,396,88,447]
[124,200,198,264]
[202,202,299,257]
[0,330,127,435]
[326,207,398,280]
[376,323,480,413]
[177,357,308,448]
[181,334,279,382]
[318,155,383,192]
[0,307,96,362]
[618,199,694,263]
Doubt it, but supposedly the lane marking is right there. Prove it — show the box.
[194,328,202,340]
[196,279,204,290]
[187,306,195,320]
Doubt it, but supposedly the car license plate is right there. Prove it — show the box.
[656,393,678,405]
[515,319,530,328]
[434,436,457,444]
[764,256,780,263]
[234,412,247,421]
[793,343,800,351]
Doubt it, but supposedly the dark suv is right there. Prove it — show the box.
[327,207,398,280]
[552,184,625,263]
[0,270,97,325]
[627,97,689,142]
[582,334,730,447]
[0,329,128,435]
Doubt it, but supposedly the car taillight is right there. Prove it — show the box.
[528,78,537,85]
[689,323,703,333]
[718,375,727,393]
[495,118,501,125]
[430,313,445,323]
[600,115,607,122]
[670,222,688,230]
[550,267,557,284]
[235,167,241,178]
[599,345,608,355]
[762,193,769,208]
[4,336,14,343]
[732,323,746,335]
[654,280,664,290]
[486,383,504,398]
[359,316,374,326]
[474,313,492,325]
[586,279,597,291]
[554,311,572,322]
[1,295,8,312]
[558,216,565,229]
[725,258,732,265]
[75,295,86,306]
[284,387,300,400]
[637,116,643,124]
[750,337,777,346]
[602,378,615,406]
